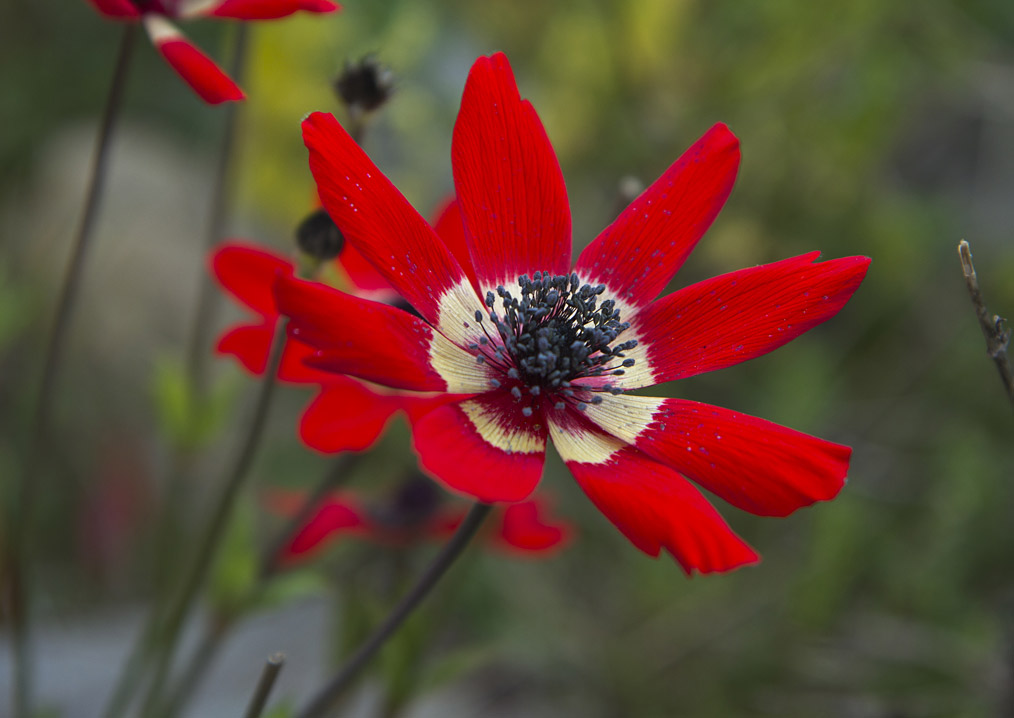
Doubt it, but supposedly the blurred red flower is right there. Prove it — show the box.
[266,476,572,566]
[276,52,872,575]
[83,0,339,104]
[210,200,463,454]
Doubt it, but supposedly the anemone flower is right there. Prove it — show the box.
[211,200,464,453]
[267,476,572,566]
[276,52,871,575]
[84,0,339,104]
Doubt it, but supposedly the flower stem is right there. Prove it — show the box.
[184,23,250,399]
[154,455,359,718]
[103,319,286,718]
[958,240,1014,411]
[294,502,493,718]
[156,614,229,718]
[244,653,286,718]
[101,29,251,717]
[137,321,288,715]
[4,23,137,718]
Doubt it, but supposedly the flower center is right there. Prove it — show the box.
[470,272,636,412]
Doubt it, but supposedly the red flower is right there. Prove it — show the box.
[266,479,573,566]
[275,52,872,576]
[211,200,466,453]
[83,0,339,104]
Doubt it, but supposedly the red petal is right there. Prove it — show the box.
[279,494,366,562]
[298,0,340,11]
[198,0,339,19]
[431,197,478,291]
[452,53,571,290]
[399,393,450,425]
[302,112,471,325]
[275,275,487,393]
[299,378,401,453]
[216,322,274,374]
[84,0,141,19]
[630,253,871,385]
[494,499,572,555]
[575,124,740,307]
[548,414,757,574]
[144,17,244,104]
[211,242,293,318]
[277,336,335,383]
[336,243,395,295]
[216,321,334,382]
[572,448,757,575]
[413,394,546,503]
[631,399,851,518]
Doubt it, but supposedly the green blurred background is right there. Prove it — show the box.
[2,0,1014,716]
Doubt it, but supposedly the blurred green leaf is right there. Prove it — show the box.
[207,497,259,616]
[150,356,236,451]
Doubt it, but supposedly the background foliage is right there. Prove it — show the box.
[2,0,1014,715]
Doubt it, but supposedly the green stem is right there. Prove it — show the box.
[5,24,138,718]
[155,454,357,718]
[155,614,231,718]
[958,239,1014,412]
[184,23,250,399]
[244,653,286,718]
[137,321,287,716]
[295,503,493,718]
[101,26,250,718]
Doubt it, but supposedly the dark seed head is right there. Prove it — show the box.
[296,208,345,260]
[333,55,394,114]
[478,272,637,391]
[370,474,441,530]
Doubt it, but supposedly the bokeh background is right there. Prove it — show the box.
[2,0,1014,716]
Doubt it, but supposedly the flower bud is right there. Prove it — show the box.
[370,474,442,531]
[296,208,344,261]
[333,55,394,114]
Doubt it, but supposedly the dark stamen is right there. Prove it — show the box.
[476,272,636,392]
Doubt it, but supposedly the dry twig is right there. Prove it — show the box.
[958,240,1014,411]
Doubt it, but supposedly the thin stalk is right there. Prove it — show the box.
[295,503,493,718]
[184,23,250,399]
[137,321,288,716]
[5,24,138,718]
[958,240,1014,411]
[155,615,231,718]
[347,110,367,145]
[102,26,250,718]
[156,455,358,718]
[244,653,286,718]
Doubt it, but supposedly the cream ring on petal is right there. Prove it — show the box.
[460,400,546,455]
[547,417,625,466]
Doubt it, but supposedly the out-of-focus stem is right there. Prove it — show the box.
[5,24,138,718]
[136,321,287,716]
[156,454,358,718]
[185,22,250,399]
[244,653,286,718]
[102,27,250,718]
[154,614,231,718]
[958,239,1014,411]
[295,503,493,718]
